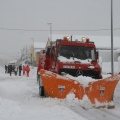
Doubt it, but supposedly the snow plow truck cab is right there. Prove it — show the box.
[38,36,102,79]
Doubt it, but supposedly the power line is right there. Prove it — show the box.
[0,27,47,31]
[0,52,17,55]
[0,27,120,32]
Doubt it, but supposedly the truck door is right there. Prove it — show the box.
[49,47,57,72]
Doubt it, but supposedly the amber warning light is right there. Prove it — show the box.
[63,36,69,41]
[81,37,89,43]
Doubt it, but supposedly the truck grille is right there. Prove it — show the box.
[60,69,100,79]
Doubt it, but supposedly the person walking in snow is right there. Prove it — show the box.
[8,65,12,76]
[5,65,8,73]
[18,64,22,76]
[37,62,42,83]
[25,65,30,77]
[14,65,18,76]
[22,65,26,75]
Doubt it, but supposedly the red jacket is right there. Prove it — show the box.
[26,65,30,71]
[22,65,26,72]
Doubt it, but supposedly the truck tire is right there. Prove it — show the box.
[37,71,40,84]
[39,86,44,96]
[39,78,44,96]
[37,74,40,84]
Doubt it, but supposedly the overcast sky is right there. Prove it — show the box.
[0,0,120,59]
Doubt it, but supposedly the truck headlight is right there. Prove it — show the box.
[88,66,95,69]
[63,65,75,69]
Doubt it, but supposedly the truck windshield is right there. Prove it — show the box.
[58,45,96,61]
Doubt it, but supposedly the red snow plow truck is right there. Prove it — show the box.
[38,36,102,79]
[37,36,120,108]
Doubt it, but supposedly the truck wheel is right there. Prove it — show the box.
[39,79,44,96]
[37,74,40,84]
[39,86,44,96]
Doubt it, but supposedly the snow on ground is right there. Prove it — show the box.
[0,66,86,120]
[0,64,120,120]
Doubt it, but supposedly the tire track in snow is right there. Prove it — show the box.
[68,105,120,120]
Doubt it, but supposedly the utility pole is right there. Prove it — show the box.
[31,38,34,67]
[111,0,114,75]
[47,23,52,45]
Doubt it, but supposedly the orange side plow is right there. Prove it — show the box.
[40,69,84,100]
[40,69,120,108]
[85,73,120,108]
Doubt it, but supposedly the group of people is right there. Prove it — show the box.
[22,65,31,77]
[5,64,30,77]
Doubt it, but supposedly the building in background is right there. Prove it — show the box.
[30,42,46,66]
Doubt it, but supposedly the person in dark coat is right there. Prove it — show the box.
[37,63,42,83]
[5,65,8,73]
[14,65,18,76]
[18,64,22,76]
[8,65,12,76]
[22,65,26,75]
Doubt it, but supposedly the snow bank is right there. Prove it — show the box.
[64,69,118,109]
[114,81,120,105]
[65,93,93,109]
[65,74,96,87]
[94,99,115,108]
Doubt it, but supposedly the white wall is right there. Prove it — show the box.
[99,50,119,62]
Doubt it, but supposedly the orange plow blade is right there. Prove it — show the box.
[40,69,84,100]
[85,73,120,107]
[40,69,120,108]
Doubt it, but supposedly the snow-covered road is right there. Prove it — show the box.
[69,103,120,120]
[0,67,120,120]
[0,67,86,120]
